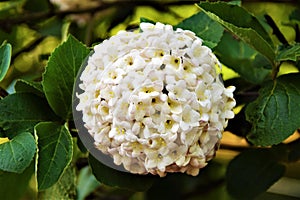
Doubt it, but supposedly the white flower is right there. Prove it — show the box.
[145,148,174,172]
[76,22,236,177]
[166,80,192,102]
[180,105,201,131]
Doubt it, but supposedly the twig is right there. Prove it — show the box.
[220,143,253,151]
[295,24,300,43]
[264,14,289,45]
[0,1,200,28]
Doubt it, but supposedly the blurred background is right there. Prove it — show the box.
[0,0,299,199]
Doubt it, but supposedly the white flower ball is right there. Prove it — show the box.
[76,22,236,177]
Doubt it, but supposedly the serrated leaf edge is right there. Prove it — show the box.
[34,122,73,190]
[198,3,275,65]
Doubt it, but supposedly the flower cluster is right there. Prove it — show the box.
[77,22,236,177]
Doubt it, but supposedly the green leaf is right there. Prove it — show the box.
[228,1,241,6]
[35,17,64,38]
[199,2,273,45]
[289,9,300,22]
[175,11,224,49]
[15,79,44,97]
[0,42,11,82]
[42,35,90,120]
[0,162,34,200]
[0,132,36,173]
[0,93,59,138]
[147,161,229,200]
[140,17,155,24]
[35,122,73,190]
[77,166,100,200]
[38,165,76,200]
[198,2,275,64]
[276,43,300,62]
[89,154,156,192]
[215,32,271,83]
[226,148,285,199]
[246,73,300,146]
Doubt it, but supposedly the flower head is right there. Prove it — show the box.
[76,22,236,177]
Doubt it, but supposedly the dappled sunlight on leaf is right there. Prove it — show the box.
[0,137,9,145]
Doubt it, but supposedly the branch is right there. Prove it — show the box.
[0,0,200,28]
[264,14,289,45]
[295,24,300,43]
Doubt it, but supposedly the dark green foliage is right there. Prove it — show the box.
[226,148,286,199]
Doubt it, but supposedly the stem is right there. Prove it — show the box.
[84,15,96,46]
[263,14,288,78]
[236,91,259,97]
[220,143,252,151]
[271,61,281,80]
[295,24,300,43]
